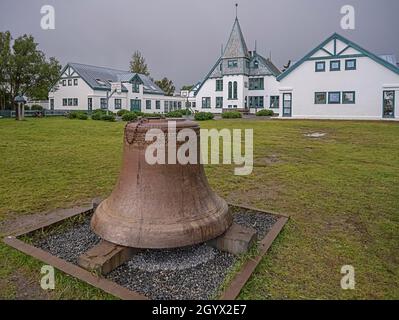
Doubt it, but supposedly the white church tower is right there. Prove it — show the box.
[194,8,281,114]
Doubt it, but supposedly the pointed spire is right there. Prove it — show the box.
[235,3,238,19]
[222,14,249,59]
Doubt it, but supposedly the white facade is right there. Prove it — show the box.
[49,63,185,114]
[276,34,399,120]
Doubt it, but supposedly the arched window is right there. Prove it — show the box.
[228,81,232,100]
[233,81,238,99]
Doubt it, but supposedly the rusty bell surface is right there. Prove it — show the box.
[91,118,232,248]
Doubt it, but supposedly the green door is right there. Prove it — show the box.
[130,99,141,112]
[282,93,292,117]
[383,91,395,118]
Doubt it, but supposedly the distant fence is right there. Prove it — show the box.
[0,110,77,118]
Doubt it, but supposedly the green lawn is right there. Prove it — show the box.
[0,117,398,299]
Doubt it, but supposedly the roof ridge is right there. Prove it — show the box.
[68,62,132,74]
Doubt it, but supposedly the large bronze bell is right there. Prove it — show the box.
[91,118,232,249]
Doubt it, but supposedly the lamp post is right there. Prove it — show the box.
[14,94,26,121]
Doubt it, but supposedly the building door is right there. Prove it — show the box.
[383,91,395,118]
[50,99,54,110]
[88,98,92,112]
[282,93,292,117]
[130,99,141,112]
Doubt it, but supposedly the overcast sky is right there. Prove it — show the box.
[1,0,398,89]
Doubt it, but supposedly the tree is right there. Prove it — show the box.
[0,31,61,118]
[181,84,194,91]
[129,51,149,75]
[155,77,175,96]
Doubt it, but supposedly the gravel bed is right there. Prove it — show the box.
[32,208,277,299]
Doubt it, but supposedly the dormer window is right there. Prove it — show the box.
[96,79,106,86]
[254,60,259,69]
[228,60,238,68]
[132,82,140,93]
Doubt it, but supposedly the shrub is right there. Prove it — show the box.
[122,112,138,122]
[133,111,144,116]
[142,113,161,118]
[93,109,108,115]
[178,109,192,116]
[77,113,88,120]
[256,109,274,117]
[194,112,214,121]
[165,110,183,118]
[222,111,242,119]
[101,114,116,122]
[30,104,43,111]
[91,112,102,120]
[116,109,129,117]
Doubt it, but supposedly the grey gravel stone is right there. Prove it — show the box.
[32,208,277,299]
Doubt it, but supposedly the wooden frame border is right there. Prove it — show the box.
[3,202,288,300]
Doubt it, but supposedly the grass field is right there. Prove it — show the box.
[0,117,398,299]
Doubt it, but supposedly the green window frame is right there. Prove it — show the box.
[328,92,341,104]
[132,82,140,93]
[62,98,67,106]
[156,100,161,109]
[270,96,280,108]
[228,82,232,100]
[233,81,238,99]
[254,60,259,69]
[342,91,356,104]
[73,98,78,106]
[62,80,66,86]
[202,97,211,108]
[216,79,223,91]
[315,61,326,72]
[216,97,223,108]
[100,98,107,109]
[114,98,121,109]
[73,79,78,86]
[146,100,151,109]
[68,79,72,86]
[330,60,341,71]
[249,96,264,108]
[227,60,238,68]
[249,78,264,90]
[345,59,356,71]
[315,92,327,104]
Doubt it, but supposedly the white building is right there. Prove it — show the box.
[49,63,185,114]
[192,17,282,114]
[276,33,399,120]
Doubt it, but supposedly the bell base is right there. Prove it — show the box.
[91,200,233,249]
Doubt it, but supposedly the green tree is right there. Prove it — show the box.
[155,77,175,96]
[129,51,149,75]
[181,84,194,91]
[0,31,61,117]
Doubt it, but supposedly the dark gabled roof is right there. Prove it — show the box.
[222,18,250,59]
[253,52,281,77]
[277,33,399,81]
[61,62,164,95]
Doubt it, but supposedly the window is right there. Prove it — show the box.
[192,102,196,108]
[73,79,78,86]
[62,98,67,106]
[328,92,341,104]
[178,101,182,109]
[233,81,238,99]
[202,97,211,108]
[315,61,326,72]
[73,98,78,106]
[345,59,356,70]
[270,96,280,109]
[132,82,140,93]
[216,79,223,91]
[68,98,73,106]
[156,100,161,109]
[228,60,238,68]
[330,60,341,71]
[228,82,232,100]
[315,92,327,104]
[146,100,151,109]
[219,63,222,71]
[216,97,223,108]
[114,98,122,109]
[88,98,92,111]
[342,91,356,104]
[68,79,72,86]
[62,80,66,86]
[249,78,264,90]
[100,98,107,109]
[254,60,259,69]
[249,96,264,108]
